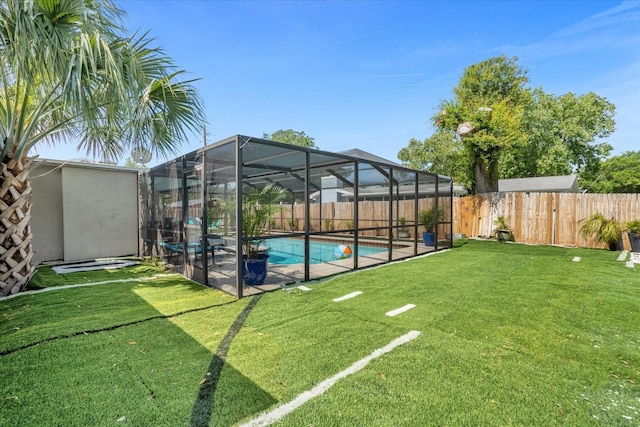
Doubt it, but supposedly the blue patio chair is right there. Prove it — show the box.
[160,241,183,264]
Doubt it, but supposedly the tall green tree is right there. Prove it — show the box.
[0,0,205,295]
[581,151,640,193]
[397,131,470,188]
[402,56,616,194]
[435,55,531,193]
[263,129,316,148]
[501,89,615,180]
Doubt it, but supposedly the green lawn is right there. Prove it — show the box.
[1,240,638,426]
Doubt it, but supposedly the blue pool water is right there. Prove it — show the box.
[267,238,386,265]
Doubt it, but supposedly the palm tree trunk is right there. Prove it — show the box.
[0,154,35,296]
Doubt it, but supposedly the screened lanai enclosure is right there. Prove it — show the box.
[140,135,453,297]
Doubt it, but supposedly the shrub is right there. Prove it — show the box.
[579,213,622,251]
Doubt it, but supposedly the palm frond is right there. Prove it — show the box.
[0,0,204,163]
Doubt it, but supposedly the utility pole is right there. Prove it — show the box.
[203,125,208,148]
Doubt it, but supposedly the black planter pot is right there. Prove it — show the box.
[242,254,269,285]
[495,229,514,242]
[629,232,640,252]
[608,239,623,251]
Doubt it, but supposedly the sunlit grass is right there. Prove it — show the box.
[1,240,638,426]
[27,260,170,289]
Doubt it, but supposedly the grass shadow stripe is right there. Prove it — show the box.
[0,299,238,357]
[190,294,263,427]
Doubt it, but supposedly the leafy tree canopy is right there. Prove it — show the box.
[435,55,531,193]
[263,129,316,148]
[581,151,640,193]
[501,89,615,180]
[397,131,470,188]
[400,55,616,194]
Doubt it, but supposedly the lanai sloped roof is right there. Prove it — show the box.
[338,148,402,167]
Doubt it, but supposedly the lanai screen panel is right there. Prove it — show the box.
[309,154,356,234]
[437,175,454,248]
[416,172,440,246]
[394,170,419,258]
[308,153,357,277]
[393,171,419,226]
[141,159,184,266]
[240,137,307,286]
[182,151,205,281]
[354,161,391,267]
[203,140,238,292]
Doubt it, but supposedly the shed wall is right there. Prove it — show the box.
[62,167,138,261]
[61,167,138,261]
[30,164,64,263]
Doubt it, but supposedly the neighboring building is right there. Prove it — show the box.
[498,175,579,193]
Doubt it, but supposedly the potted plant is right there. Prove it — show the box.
[323,218,334,231]
[241,183,286,285]
[493,215,514,242]
[419,206,444,246]
[398,217,410,239]
[342,219,354,234]
[625,220,640,252]
[206,198,224,230]
[373,221,381,236]
[579,213,623,251]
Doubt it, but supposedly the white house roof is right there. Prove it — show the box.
[498,175,579,193]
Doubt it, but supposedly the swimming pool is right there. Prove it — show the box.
[266,238,386,265]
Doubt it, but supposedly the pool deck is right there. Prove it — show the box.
[204,237,444,297]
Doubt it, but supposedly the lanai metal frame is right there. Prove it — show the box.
[140,135,453,297]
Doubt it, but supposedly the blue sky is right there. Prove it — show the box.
[31,1,639,167]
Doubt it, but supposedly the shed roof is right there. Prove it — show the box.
[498,175,579,193]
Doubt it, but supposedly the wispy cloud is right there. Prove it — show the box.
[495,2,640,60]
[553,1,640,38]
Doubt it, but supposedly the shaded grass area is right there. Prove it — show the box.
[1,240,639,426]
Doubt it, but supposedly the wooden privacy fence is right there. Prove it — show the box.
[453,192,640,249]
[273,198,450,237]
[269,192,639,249]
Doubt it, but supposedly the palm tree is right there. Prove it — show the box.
[0,0,205,295]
